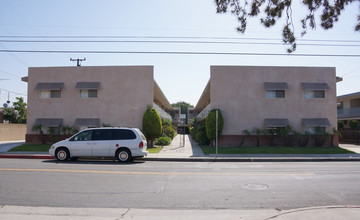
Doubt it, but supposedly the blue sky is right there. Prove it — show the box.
[0,0,359,107]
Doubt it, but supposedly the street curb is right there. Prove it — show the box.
[144,157,360,162]
[0,154,54,159]
[1,154,360,162]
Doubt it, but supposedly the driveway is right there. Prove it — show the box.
[0,141,25,153]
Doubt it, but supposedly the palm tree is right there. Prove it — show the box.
[32,125,45,144]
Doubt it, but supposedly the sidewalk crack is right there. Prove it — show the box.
[120,208,130,218]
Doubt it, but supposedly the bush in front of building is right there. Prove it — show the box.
[205,109,224,146]
[349,120,358,128]
[142,108,162,147]
[154,136,172,146]
[195,124,210,145]
[162,118,177,140]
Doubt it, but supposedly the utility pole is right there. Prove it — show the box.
[70,58,86,66]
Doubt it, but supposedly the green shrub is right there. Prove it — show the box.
[196,130,210,145]
[205,109,224,146]
[195,124,210,145]
[338,121,344,129]
[163,125,177,139]
[154,136,171,146]
[142,108,162,147]
[349,120,358,128]
[162,118,172,127]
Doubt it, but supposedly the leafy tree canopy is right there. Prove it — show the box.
[171,101,194,114]
[215,0,360,53]
[2,97,27,124]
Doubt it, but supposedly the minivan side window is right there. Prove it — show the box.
[92,129,112,141]
[73,130,92,141]
[111,129,136,140]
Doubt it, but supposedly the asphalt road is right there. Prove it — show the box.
[0,159,359,210]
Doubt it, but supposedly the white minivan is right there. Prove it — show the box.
[49,127,148,162]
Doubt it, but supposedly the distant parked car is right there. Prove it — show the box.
[49,127,148,162]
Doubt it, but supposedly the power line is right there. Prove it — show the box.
[0,68,22,78]
[0,35,360,43]
[0,88,27,96]
[340,66,360,77]
[1,39,360,47]
[1,49,360,57]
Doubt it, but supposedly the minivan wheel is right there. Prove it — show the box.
[117,148,132,163]
[55,148,70,161]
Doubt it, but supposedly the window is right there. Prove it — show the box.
[40,90,61,98]
[266,90,285,98]
[92,129,112,140]
[305,127,326,135]
[79,89,98,98]
[111,129,136,140]
[303,90,325,98]
[48,127,61,135]
[73,130,92,141]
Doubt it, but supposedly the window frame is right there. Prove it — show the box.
[266,90,285,99]
[303,90,325,99]
[40,90,61,99]
[79,89,98,98]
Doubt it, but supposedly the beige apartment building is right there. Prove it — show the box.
[23,65,339,146]
[194,66,339,146]
[22,66,172,143]
[337,91,360,144]
[337,91,360,123]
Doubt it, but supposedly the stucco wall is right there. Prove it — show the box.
[26,66,154,134]
[0,124,26,141]
[210,66,337,135]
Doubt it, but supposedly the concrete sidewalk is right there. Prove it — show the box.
[1,205,360,220]
[1,135,360,161]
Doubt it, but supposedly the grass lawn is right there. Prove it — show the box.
[8,144,52,152]
[201,146,355,155]
[147,146,163,153]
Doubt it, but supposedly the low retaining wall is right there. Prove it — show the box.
[0,124,26,141]
[218,135,339,147]
[26,134,72,144]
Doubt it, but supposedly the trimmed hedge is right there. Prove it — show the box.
[154,136,172,146]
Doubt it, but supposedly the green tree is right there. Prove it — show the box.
[215,0,359,53]
[2,97,27,124]
[171,101,194,125]
[142,108,163,147]
[32,124,45,144]
[205,109,224,146]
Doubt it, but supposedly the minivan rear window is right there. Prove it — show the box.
[111,129,136,140]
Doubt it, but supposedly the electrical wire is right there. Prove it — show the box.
[0,39,359,47]
[0,35,360,43]
[0,49,360,57]
[0,88,27,96]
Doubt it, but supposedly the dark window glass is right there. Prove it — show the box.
[50,90,61,98]
[111,129,136,140]
[91,129,112,140]
[88,90,98,98]
[313,90,325,98]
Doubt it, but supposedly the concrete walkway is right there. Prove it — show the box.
[149,134,204,159]
[0,140,25,153]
